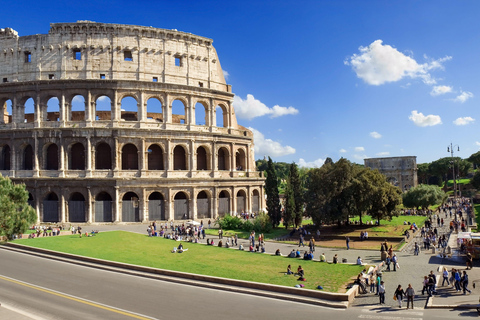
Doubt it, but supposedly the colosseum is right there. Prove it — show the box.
[0,21,265,224]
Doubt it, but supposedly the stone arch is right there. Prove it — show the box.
[215,103,228,128]
[236,189,246,214]
[45,96,60,122]
[95,95,113,121]
[69,192,86,222]
[196,190,210,219]
[146,97,163,122]
[1,98,13,124]
[95,142,112,170]
[235,148,246,171]
[23,97,35,123]
[69,94,86,121]
[218,190,230,217]
[120,95,138,121]
[45,143,59,170]
[173,191,189,220]
[148,191,165,221]
[43,192,59,222]
[173,145,187,170]
[171,98,187,124]
[122,191,140,222]
[22,144,34,170]
[69,142,85,170]
[147,144,164,170]
[122,143,138,170]
[0,144,11,170]
[196,145,208,170]
[95,191,113,222]
[252,189,260,213]
[217,146,230,171]
[194,101,208,126]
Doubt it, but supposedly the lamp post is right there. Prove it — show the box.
[447,143,460,216]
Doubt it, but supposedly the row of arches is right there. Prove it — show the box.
[35,189,261,223]
[1,93,229,127]
[0,142,247,171]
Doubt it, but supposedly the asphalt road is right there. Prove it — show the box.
[0,248,470,320]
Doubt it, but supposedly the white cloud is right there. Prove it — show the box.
[249,127,296,157]
[370,131,382,139]
[453,117,475,126]
[453,91,473,103]
[376,151,390,156]
[223,70,230,80]
[408,110,442,127]
[353,154,367,161]
[476,141,480,147]
[345,39,451,86]
[339,148,347,153]
[430,85,453,96]
[233,94,299,120]
[354,146,365,152]
[298,158,325,168]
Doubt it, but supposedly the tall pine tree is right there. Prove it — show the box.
[288,162,304,227]
[265,157,281,227]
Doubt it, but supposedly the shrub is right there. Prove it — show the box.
[217,214,243,230]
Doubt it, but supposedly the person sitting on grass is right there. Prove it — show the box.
[297,265,305,281]
[286,264,293,275]
[171,247,177,253]
[218,240,223,247]
[320,253,326,262]
[177,243,188,253]
[357,256,363,265]
[261,245,266,253]
[239,243,244,250]
[333,254,338,264]
[295,249,301,258]
[288,250,296,258]
[249,244,255,252]
[275,249,281,256]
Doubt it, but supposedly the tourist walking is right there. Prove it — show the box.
[414,242,419,255]
[405,284,415,309]
[394,284,404,308]
[442,267,450,286]
[346,236,350,250]
[462,271,472,294]
[392,254,398,271]
[378,280,385,304]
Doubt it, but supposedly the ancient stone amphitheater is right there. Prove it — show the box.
[0,21,265,224]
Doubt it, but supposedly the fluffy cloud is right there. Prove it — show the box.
[370,131,382,139]
[233,94,299,120]
[345,40,451,86]
[453,117,475,126]
[476,141,480,147]
[376,151,390,156]
[339,148,347,153]
[430,85,453,96]
[249,127,296,157]
[223,70,230,80]
[354,146,365,152]
[408,110,442,127]
[298,158,325,168]
[453,91,473,103]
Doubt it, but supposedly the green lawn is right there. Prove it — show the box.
[350,215,427,226]
[14,231,363,292]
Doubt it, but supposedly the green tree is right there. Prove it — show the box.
[417,163,430,185]
[402,184,446,210]
[265,157,281,227]
[0,175,37,240]
[468,151,480,169]
[287,163,303,227]
[471,171,480,190]
[283,182,295,228]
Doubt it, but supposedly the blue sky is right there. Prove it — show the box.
[3,1,480,166]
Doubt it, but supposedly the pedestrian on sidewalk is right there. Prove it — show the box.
[454,269,462,292]
[394,284,405,308]
[414,242,419,255]
[442,267,450,286]
[462,271,472,294]
[299,234,305,247]
[346,236,350,250]
[421,276,429,295]
[405,284,415,309]
[392,254,398,271]
[378,280,385,304]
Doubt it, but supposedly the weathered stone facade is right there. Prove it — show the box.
[364,156,417,191]
[0,21,265,224]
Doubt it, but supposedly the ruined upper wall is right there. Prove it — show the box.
[0,21,229,91]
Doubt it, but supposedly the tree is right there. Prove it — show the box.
[283,182,295,228]
[0,175,37,240]
[402,184,446,210]
[468,151,480,169]
[417,163,430,185]
[264,157,281,227]
[287,162,303,227]
[471,171,480,190]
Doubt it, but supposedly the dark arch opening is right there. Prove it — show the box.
[122,191,140,222]
[96,192,112,201]
[69,192,85,201]
[173,145,186,170]
[196,146,207,170]
[96,143,112,169]
[148,144,164,170]
[122,144,138,170]
[46,144,59,170]
[23,145,33,170]
[149,192,164,200]
[1,145,11,170]
[70,143,85,170]
[218,147,229,170]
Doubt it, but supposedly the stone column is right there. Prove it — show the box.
[113,90,120,121]
[11,144,16,174]
[166,139,172,172]
[164,94,171,124]
[60,193,66,223]
[232,188,237,216]
[113,137,119,172]
[33,132,40,177]
[212,141,217,176]
[166,189,172,221]
[191,187,197,220]
[138,91,146,122]
[60,93,66,125]
[140,139,146,174]
[35,189,41,224]
[212,187,218,219]
[87,187,93,223]
[114,186,120,222]
[86,90,93,124]
[189,139,194,176]
[86,136,92,177]
[59,142,65,177]
[188,96,194,126]
[230,142,235,173]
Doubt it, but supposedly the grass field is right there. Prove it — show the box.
[14,231,363,292]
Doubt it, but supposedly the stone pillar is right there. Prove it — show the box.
[230,142,235,173]
[212,142,217,176]
[60,193,66,223]
[60,93,66,125]
[114,186,120,222]
[113,138,119,172]
[189,139,195,176]
[164,94,171,124]
[188,96,194,126]
[232,187,237,216]
[138,91,146,122]
[140,139,146,174]
[212,187,218,219]
[87,187,93,223]
[166,139,172,171]
[59,142,65,177]
[191,188,197,220]
[35,190,41,224]
[86,90,93,124]
[11,144,16,174]
[166,189,172,221]
[86,136,92,177]
[34,94,41,127]
[34,133,40,177]
[113,90,120,121]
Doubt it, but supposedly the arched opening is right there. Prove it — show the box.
[216,105,226,128]
[235,149,246,171]
[121,96,138,121]
[70,95,85,121]
[95,191,113,222]
[172,99,186,124]
[218,147,229,171]
[236,190,246,214]
[46,144,59,170]
[195,102,207,126]
[95,142,112,170]
[95,95,112,121]
[148,192,165,221]
[0,145,10,170]
[173,145,187,170]
[218,190,230,217]
[148,144,164,170]
[122,191,140,222]
[24,98,35,123]
[252,189,260,213]
[70,143,85,170]
[28,193,35,208]
[174,192,189,220]
[23,145,34,170]
[46,97,60,122]
[146,97,163,122]
[122,144,138,170]
[43,192,59,222]
[196,191,210,219]
[69,192,86,222]
[196,146,208,170]
[2,99,12,124]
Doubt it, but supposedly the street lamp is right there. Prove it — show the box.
[447,143,460,213]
